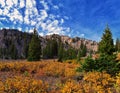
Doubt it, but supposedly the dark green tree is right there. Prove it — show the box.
[77,50,82,61]
[98,25,114,55]
[43,40,52,58]
[65,48,77,60]
[27,29,41,61]
[23,33,29,58]
[58,43,64,62]
[77,42,87,61]
[77,54,120,76]
[42,39,58,58]
[10,43,17,59]
[82,44,87,57]
[115,38,120,52]
[52,39,58,57]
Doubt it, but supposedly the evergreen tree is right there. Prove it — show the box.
[66,48,76,60]
[52,39,58,57]
[98,25,114,55]
[23,33,29,58]
[81,44,87,57]
[10,43,17,59]
[58,43,64,62]
[77,50,82,61]
[27,29,41,61]
[79,41,87,57]
[43,39,58,59]
[77,42,87,61]
[44,40,52,58]
[115,38,120,52]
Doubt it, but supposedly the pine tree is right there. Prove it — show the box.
[10,43,17,59]
[52,39,58,57]
[81,44,87,57]
[116,38,120,52]
[98,25,114,55]
[67,48,76,59]
[79,41,87,57]
[77,50,82,61]
[58,43,64,62]
[27,29,41,61]
[43,39,58,59]
[23,33,29,58]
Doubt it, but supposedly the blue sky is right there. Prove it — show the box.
[0,0,120,41]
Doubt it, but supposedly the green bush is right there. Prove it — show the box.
[77,54,120,76]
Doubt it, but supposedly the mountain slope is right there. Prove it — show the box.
[0,29,98,59]
[0,29,32,59]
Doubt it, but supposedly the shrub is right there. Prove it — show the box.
[0,76,48,93]
[115,73,120,92]
[77,54,120,76]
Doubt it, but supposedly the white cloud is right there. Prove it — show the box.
[19,0,25,8]
[64,16,69,20]
[40,10,48,20]
[31,20,36,26]
[24,16,30,24]
[6,0,14,6]
[40,22,46,31]
[12,0,18,7]
[26,0,34,8]
[80,34,85,37]
[49,14,55,19]
[3,7,9,15]
[0,9,3,14]
[61,19,64,24]
[0,17,6,20]
[40,0,49,10]
[39,33,44,36]
[18,27,22,31]
[66,28,70,33]
[0,0,70,37]
[24,0,39,26]
[9,8,23,23]
[29,29,34,33]
[6,27,10,29]
[53,5,59,9]
[52,20,59,26]
[0,0,5,7]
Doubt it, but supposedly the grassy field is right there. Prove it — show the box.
[0,60,119,93]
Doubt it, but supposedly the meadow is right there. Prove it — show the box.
[0,59,119,93]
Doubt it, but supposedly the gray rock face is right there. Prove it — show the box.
[0,29,32,59]
[43,34,98,52]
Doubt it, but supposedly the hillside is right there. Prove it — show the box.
[0,29,98,59]
[0,29,32,59]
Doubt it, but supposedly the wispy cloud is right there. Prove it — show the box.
[0,0,70,36]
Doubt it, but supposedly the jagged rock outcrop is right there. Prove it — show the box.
[43,34,98,52]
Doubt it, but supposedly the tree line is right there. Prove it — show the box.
[27,29,87,61]
[0,26,119,62]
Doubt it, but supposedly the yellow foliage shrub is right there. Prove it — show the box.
[61,79,83,93]
[0,76,48,93]
[83,71,115,93]
[115,73,120,93]
[0,60,119,93]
